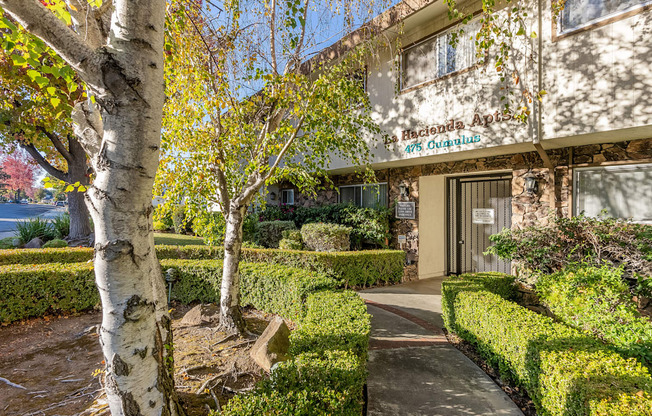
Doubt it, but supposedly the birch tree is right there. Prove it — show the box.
[0,1,182,415]
[159,0,389,332]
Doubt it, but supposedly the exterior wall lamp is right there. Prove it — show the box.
[269,192,277,201]
[523,172,538,194]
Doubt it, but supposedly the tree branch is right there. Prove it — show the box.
[19,142,68,182]
[67,0,108,49]
[35,126,73,163]
[269,0,278,75]
[0,0,102,87]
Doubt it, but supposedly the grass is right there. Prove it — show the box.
[154,233,205,246]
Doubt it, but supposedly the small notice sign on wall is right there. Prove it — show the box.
[472,208,495,224]
[395,202,416,219]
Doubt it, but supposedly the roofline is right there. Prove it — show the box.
[301,0,437,73]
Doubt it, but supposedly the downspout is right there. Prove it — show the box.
[532,0,557,212]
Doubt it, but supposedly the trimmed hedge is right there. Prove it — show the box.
[161,259,337,320]
[0,247,95,265]
[0,245,405,288]
[255,221,296,248]
[0,262,98,323]
[536,265,652,367]
[301,222,352,252]
[443,275,652,416]
[0,258,370,414]
[221,290,370,415]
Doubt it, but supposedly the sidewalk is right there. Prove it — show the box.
[359,277,523,416]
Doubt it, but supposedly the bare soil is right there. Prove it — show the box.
[0,305,277,416]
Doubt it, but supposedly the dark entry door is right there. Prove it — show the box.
[447,174,512,274]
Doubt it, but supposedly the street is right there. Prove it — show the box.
[0,203,65,239]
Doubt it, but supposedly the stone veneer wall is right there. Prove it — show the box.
[280,138,652,271]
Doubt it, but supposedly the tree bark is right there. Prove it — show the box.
[65,137,92,243]
[220,205,246,333]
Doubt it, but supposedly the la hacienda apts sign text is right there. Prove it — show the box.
[384,110,515,146]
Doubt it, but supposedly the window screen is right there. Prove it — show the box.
[559,0,651,34]
[574,164,652,223]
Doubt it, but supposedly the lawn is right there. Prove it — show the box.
[153,233,205,246]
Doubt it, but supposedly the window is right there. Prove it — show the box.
[339,183,387,208]
[559,0,651,34]
[574,164,652,224]
[281,189,294,205]
[401,20,480,90]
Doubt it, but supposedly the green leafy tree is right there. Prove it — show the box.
[158,0,389,331]
[0,13,92,241]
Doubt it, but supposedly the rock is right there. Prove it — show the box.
[250,317,290,372]
[180,304,220,327]
[24,237,43,249]
[11,238,21,247]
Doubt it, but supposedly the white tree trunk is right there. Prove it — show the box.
[0,1,183,415]
[83,5,182,416]
[220,206,246,332]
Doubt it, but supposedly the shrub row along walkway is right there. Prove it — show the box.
[359,277,523,416]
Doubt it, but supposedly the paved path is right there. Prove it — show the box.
[359,277,523,416]
[0,203,65,239]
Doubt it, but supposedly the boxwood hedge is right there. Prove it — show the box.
[443,275,652,416]
[0,259,371,414]
[0,245,405,288]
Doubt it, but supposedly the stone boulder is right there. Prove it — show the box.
[250,316,290,372]
[180,304,220,327]
[24,238,43,249]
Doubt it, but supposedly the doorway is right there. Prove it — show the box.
[447,174,512,274]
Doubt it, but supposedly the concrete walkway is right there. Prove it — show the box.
[359,277,523,416]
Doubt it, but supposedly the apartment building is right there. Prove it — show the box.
[270,0,652,279]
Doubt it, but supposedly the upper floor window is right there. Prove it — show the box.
[401,20,480,91]
[559,0,651,34]
[574,164,652,224]
[281,189,294,205]
[339,183,387,208]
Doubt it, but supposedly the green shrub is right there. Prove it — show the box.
[443,280,652,415]
[0,237,16,249]
[15,217,54,243]
[486,215,652,282]
[0,247,94,265]
[255,221,296,248]
[301,223,352,252]
[258,203,392,249]
[161,259,337,319]
[0,262,98,323]
[221,350,365,416]
[440,272,517,331]
[537,265,652,367]
[153,220,169,231]
[291,290,370,360]
[0,244,405,288]
[172,205,193,234]
[279,230,303,250]
[43,239,68,248]
[50,212,70,239]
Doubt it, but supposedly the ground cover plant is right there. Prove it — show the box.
[442,273,652,415]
